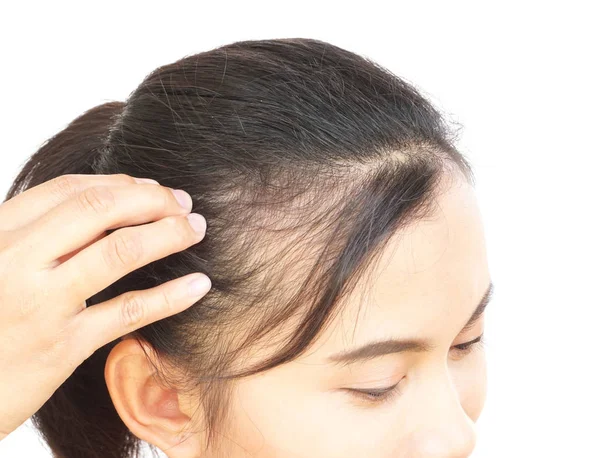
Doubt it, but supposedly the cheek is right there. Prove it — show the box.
[220,374,352,458]
[455,352,488,422]
[219,374,399,458]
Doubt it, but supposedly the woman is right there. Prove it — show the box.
[3,37,492,457]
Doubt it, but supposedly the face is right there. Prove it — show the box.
[202,175,489,457]
[106,173,492,458]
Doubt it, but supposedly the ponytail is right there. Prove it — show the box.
[4,101,124,201]
[5,101,144,458]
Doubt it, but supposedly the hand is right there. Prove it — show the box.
[0,173,210,440]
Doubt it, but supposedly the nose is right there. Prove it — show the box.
[403,371,477,457]
[406,421,476,458]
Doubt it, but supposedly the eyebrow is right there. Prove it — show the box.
[327,281,494,366]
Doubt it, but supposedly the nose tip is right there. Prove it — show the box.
[408,421,477,458]
[400,363,481,458]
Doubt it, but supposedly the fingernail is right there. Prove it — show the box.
[187,274,211,297]
[172,189,193,211]
[134,178,159,184]
[186,213,206,235]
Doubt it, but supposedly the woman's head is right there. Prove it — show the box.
[7,38,490,457]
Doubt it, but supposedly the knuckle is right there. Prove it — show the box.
[160,287,175,313]
[13,277,49,319]
[168,215,195,242]
[37,339,65,367]
[51,174,81,199]
[120,293,146,328]
[161,187,175,212]
[0,234,20,269]
[17,293,41,318]
[76,186,116,215]
[177,215,196,240]
[116,173,135,183]
[36,324,71,367]
[102,230,143,269]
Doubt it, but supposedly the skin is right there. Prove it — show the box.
[0,173,210,440]
[106,172,491,457]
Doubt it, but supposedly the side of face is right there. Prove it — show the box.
[105,174,491,458]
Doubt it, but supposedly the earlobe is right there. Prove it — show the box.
[104,338,203,457]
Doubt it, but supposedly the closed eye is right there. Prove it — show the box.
[450,333,485,358]
[344,334,486,405]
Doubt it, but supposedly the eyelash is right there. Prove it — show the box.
[349,381,404,406]
[348,333,485,405]
[451,333,485,356]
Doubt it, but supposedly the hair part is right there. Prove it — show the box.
[5,38,474,458]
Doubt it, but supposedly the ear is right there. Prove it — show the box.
[105,338,204,457]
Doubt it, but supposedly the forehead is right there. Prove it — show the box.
[304,176,490,359]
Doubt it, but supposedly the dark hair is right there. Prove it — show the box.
[5,38,474,458]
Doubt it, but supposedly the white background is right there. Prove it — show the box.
[1,1,599,457]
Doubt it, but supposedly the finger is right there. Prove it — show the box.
[0,173,159,232]
[12,182,193,267]
[70,272,211,358]
[52,232,106,267]
[51,211,207,309]
[0,173,160,232]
